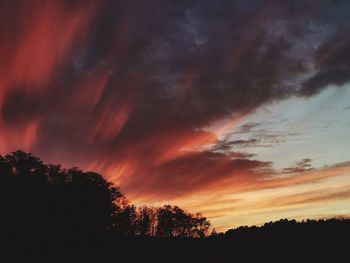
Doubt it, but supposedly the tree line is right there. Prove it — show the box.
[0,150,210,241]
[1,151,349,262]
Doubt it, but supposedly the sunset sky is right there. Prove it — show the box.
[0,0,350,231]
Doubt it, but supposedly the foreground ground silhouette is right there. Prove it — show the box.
[0,151,349,262]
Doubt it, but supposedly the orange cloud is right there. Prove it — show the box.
[166,164,350,231]
[0,1,98,89]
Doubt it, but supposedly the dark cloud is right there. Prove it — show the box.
[230,139,259,146]
[234,122,262,134]
[282,158,314,174]
[214,129,299,154]
[328,161,350,168]
[0,0,349,199]
[122,150,271,199]
[300,1,350,95]
[2,89,45,126]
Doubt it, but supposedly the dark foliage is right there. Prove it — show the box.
[0,151,210,260]
[218,217,350,249]
[0,151,349,262]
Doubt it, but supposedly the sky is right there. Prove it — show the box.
[0,0,350,231]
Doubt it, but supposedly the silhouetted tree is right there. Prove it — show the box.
[0,150,126,251]
[135,206,154,236]
[156,205,210,238]
[113,204,138,236]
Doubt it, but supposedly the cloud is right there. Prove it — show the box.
[301,23,350,95]
[234,122,262,134]
[0,0,350,202]
[108,149,272,200]
[229,139,260,146]
[282,158,314,174]
[175,164,350,230]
